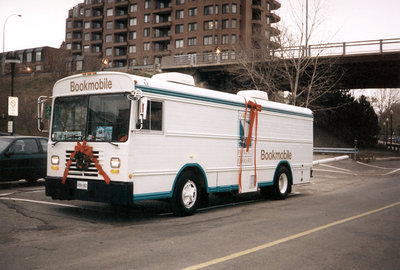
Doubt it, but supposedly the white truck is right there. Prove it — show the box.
[38,71,313,216]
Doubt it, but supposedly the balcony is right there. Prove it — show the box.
[155,0,172,14]
[270,13,281,23]
[271,0,281,10]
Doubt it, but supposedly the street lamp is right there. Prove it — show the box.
[2,14,22,75]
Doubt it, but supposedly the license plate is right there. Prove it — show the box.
[77,181,88,190]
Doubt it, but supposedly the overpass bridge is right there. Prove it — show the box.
[161,38,400,91]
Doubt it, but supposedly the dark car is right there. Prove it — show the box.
[0,136,48,183]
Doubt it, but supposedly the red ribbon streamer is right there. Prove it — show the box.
[238,98,262,193]
[62,140,110,185]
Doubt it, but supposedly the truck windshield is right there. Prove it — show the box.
[51,94,131,142]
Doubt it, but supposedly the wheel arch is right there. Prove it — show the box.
[274,161,293,186]
[173,163,208,195]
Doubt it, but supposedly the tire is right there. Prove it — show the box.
[272,166,291,200]
[172,171,201,217]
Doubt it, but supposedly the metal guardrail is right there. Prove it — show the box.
[162,38,400,69]
[313,147,359,155]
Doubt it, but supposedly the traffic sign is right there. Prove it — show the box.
[8,96,18,116]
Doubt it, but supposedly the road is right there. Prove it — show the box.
[0,157,399,270]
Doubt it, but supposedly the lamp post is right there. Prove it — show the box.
[383,122,386,145]
[385,118,389,147]
[2,14,22,75]
[390,110,394,148]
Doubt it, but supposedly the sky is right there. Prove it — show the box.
[1,0,399,52]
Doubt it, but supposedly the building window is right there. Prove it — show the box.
[267,3,270,11]
[145,0,151,8]
[266,16,270,24]
[106,48,112,56]
[67,21,72,28]
[35,51,42,62]
[175,39,184,48]
[214,35,218,45]
[76,60,83,71]
[106,34,112,42]
[222,51,229,60]
[84,21,90,29]
[232,19,237,28]
[143,57,149,65]
[130,4,137,12]
[176,0,184,4]
[222,34,228,44]
[203,36,212,45]
[84,33,90,41]
[222,19,229,29]
[106,21,113,29]
[144,28,150,37]
[176,10,184,19]
[107,8,113,16]
[129,31,137,40]
[204,5,213,15]
[129,18,137,26]
[144,42,150,51]
[85,9,91,17]
[66,43,71,50]
[27,52,32,62]
[129,45,136,53]
[130,59,137,66]
[66,32,72,39]
[232,34,236,44]
[222,4,229,14]
[92,45,101,53]
[84,45,90,52]
[232,4,237,13]
[188,37,197,46]
[85,0,91,3]
[204,21,215,30]
[144,14,151,23]
[188,22,197,32]
[175,24,184,34]
[188,7,197,16]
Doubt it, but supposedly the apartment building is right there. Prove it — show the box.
[65,0,280,69]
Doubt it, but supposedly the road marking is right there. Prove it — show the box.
[0,192,14,197]
[312,168,356,175]
[0,197,81,208]
[383,168,400,176]
[319,164,352,172]
[182,201,400,270]
[356,161,391,170]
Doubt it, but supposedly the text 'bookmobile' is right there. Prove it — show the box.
[38,71,313,216]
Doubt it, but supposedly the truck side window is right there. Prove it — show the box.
[142,100,163,131]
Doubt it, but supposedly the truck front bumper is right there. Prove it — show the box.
[45,177,134,205]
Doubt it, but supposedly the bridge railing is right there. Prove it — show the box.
[161,38,400,69]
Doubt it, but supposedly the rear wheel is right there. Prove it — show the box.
[172,171,201,216]
[272,166,291,200]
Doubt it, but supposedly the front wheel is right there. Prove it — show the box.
[272,166,291,200]
[172,171,201,217]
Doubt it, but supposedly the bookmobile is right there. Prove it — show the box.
[38,71,313,216]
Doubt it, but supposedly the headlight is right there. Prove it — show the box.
[110,157,120,168]
[51,155,59,165]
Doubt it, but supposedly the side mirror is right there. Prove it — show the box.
[37,96,48,132]
[136,97,148,130]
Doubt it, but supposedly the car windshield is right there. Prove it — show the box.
[0,138,12,153]
[51,94,131,142]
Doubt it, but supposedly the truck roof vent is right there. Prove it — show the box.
[152,72,195,86]
[237,90,268,101]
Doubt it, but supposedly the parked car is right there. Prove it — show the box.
[0,136,48,183]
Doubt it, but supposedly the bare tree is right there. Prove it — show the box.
[369,88,400,120]
[231,0,342,108]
